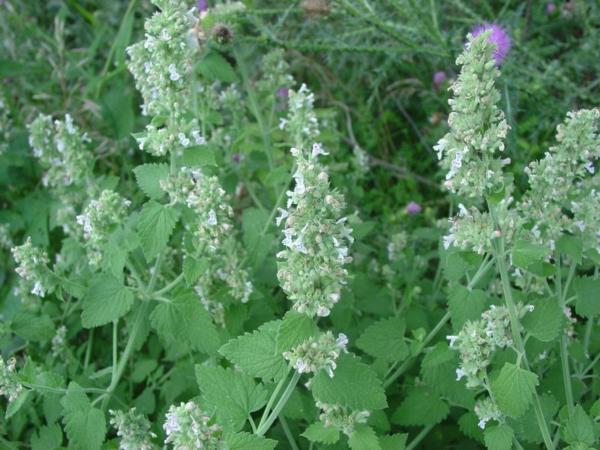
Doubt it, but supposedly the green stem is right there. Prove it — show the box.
[557,259,575,416]
[256,371,301,436]
[384,257,494,388]
[153,273,184,297]
[492,237,555,450]
[279,415,300,450]
[101,302,149,411]
[259,370,289,427]
[406,424,434,450]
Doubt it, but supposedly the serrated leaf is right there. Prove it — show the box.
[484,424,514,450]
[61,383,106,450]
[133,163,169,199]
[448,285,488,331]
[11,312,54,342]
[183,255,209,286]
[219,321,288,382]
[563,405,595,446]
[301,422,340,444]
[195,365,267,431]
[356,316,407,362]
[6,390,29,419]
[421,342,475,408]
[81,274,134,328]
[380,434,407,450]
[573,277,600,318]
[150,289,220,354]
[31,423,63,450]
[276,311,319,353]
[511,240,550,270]
[225,431,277,450]
[311,355,387,411]
[522,297,563,342]
[182,144,218,167]
[491,363,538,418]
[391,387,449,426]
[349,425,380,450]
[556,235,583,263]
[137,201,179,260]
[197,51,238,82]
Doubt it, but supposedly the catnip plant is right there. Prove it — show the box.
[1,1,600,450]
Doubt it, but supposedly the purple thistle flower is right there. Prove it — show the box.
[546,2,556,14]
[471,23,511,65]
[197,0,208,12]
[432,71,447,90]
[406,201,422,215]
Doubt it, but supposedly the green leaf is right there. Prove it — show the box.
[556,235,583,263]
[511,240,550,271]
[133,164,169,199]
[484,424,514,450]
[301,422,340,444]
[81,274,134,328]
[150,289,220,354]
[61,383,106,450]
[219,321,288,382]
[391,387,449,426]
[183,255,209,286]
[573,277,600,318]
[31,423,63,450]
[311,355,387,411]
[522,297,563,342]
[356,316,408,362]
[491,363,538,418]
[6,390,29,419]
[137,201,180,260]
[349,425,381,450]
[11,312,54,342]
[195,365,267,431]
[276,311,319,353]
[225,431,277,450]
[197,51,238,82]
[181,144,218,167]
[380,434,408,450]
[563,405,595,446]
[448,285,488,331]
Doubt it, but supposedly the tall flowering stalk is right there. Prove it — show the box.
[276,85,353,317]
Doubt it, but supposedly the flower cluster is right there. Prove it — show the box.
[161,167,252,304]
[519,109,600,252]
[51,325,67,358]
[448,303,532,388]
[28,114,92,192]
[435,32,511,199]
[28,114,93,233]
[194,2,246,46]
[444,197,520,254]
[0,357,23,403]
[0,224,13,250]
[283,332,348,378]
[279,84,320,143]
[474,396,503,429]
[126,0,196,156]
[316,401,370,436]
[163,401,223,450]
[256,49,294,99]
[276,144,353,316]
[76,190,131,267]
[11,237,54,300]
[110,408,156,450]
